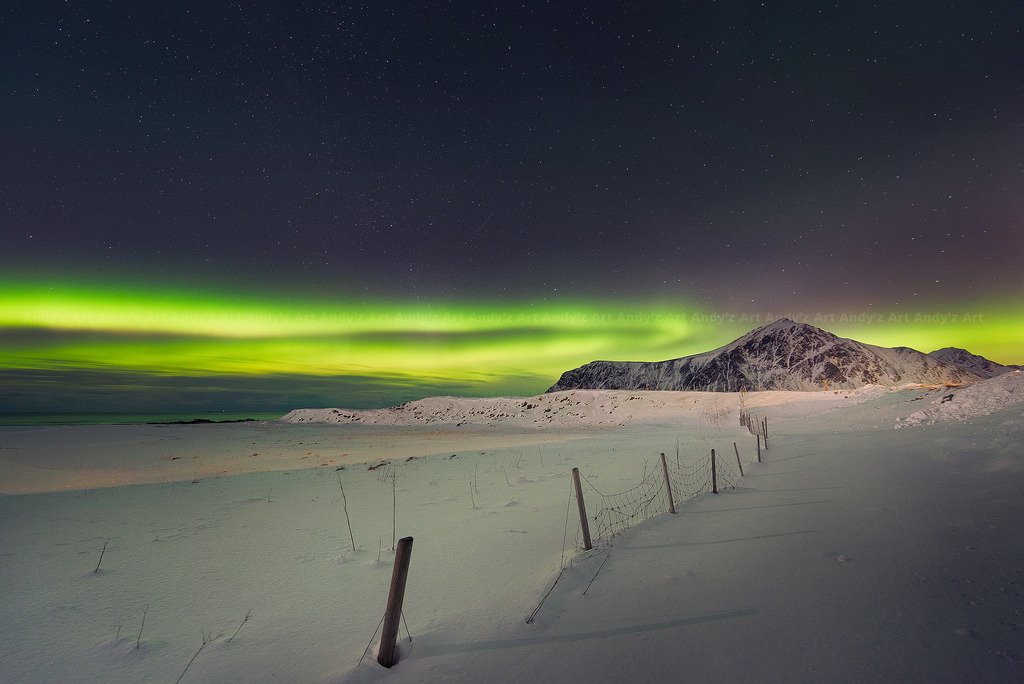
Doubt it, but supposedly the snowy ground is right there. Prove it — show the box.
[1,381,1022,682]
[899,369,1024,427]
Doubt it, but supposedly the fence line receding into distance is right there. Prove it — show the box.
[565,409,770,551]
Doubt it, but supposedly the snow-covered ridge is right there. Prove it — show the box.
[898,370,1024,427]
[282,391,728,428]
[927,347,1020,378]
[549,318,983,393]
[281,386,888,428]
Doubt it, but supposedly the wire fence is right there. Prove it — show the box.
[533,410,774,624]
[741,411,768,439]
[581,466,667,544]
[572,439,751,550]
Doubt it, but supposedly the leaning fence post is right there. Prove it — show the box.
[571,468,593,550]
[756,434,762,462]
[377,536,413,668]
[763,416,769,439]
[733,442,743,477]
[660,453,676,514]
[710,449,718,494]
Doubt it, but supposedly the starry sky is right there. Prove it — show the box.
[2,2,1022,412]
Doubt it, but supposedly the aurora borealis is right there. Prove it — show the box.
[2,3,1022,412]
[0,279,705,379]
[1,278,1021,412]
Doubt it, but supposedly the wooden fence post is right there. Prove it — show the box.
[660,453,676,514]
[763,416,768,439]
[733,442,743,477]
[377,536,413,668]
[571,468,593,550]
[756,434,762,462]
[710,449,718,494]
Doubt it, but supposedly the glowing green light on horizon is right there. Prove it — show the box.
[833,306,1024,368]
[0,280,1020,403]
[0,280,712,385]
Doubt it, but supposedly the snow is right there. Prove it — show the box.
[281,387,887,429]
[899,370,1024,427]
[2,384,1023,681]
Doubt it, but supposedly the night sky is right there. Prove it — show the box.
[2,2,1022,412]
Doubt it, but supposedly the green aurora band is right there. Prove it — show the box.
[0,280,1021,410]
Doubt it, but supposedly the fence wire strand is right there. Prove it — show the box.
[579,467,667,547]
[712,453,742,491]
[572,435,761,548]
[667,454,713,499]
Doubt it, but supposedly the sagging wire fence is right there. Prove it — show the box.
[741,410,768,439]
[741,411,768,461]
[527,410,776,624]
[559,408,772,555]
[530,412,772,623]
[572,446,746,551]
[581,464,667,544]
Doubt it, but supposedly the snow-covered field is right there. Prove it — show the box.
[2,378,1023,682]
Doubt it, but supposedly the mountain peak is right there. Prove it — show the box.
[744,318,829,337]
[548,319,979,393]
[930,346,969,355]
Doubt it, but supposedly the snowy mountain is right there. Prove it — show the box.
[926,347,1019,379]
[549,318,981,392]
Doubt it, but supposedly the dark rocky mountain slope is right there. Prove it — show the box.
[549,319,982,392]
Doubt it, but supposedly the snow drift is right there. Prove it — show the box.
[898,369,1024,427]
[280,386,888,429]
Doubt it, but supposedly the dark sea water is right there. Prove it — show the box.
[0,412,286,426]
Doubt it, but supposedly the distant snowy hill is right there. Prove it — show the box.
[549,318,980,392]
[899,369,1024,426]
[280,386,887,428]
[927,347,1019,379]
[282,390,740,428]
